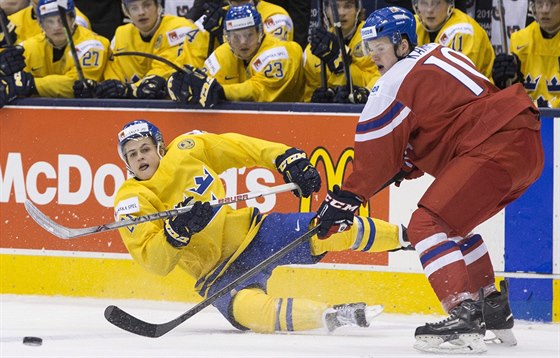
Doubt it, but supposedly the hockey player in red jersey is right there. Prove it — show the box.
[315,6,544,354]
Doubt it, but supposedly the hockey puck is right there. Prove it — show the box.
[22,336,42,346]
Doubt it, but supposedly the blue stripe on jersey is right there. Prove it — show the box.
[356,102,404,133]
[275,298,283,331]
[286,298,294,331]
[458,234,482,253]
[362,217,377,252]
[420,241,457,266]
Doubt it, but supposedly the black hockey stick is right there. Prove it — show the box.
[0,8,13,46]
[328,0,355,102]
[309,0,327,89]
[104,225,320,337]
[24,183,298,239]
[496,0,513,87]
[103,172,404,338]
[57,1,85,82]
[112,51,188,73]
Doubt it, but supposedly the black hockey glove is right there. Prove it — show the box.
[167,65,224,108]
[3,71,35,97]
[133,75,168,99]
[0,10,17,48]
[73,79,97,98]
[310,27,341,73]
[164,197,214,248]
[275,148,321,198]
[492,53,523,89]
[316,185,362,238]
[333,86,369,104]
[311,87,335,103]
[202,1,226,39]
[0,77,15,108]
[95,79,132,98]
[0,46,25,76]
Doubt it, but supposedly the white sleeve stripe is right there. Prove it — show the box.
[354,106,411,142]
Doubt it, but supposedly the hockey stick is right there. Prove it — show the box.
[309,0,328,89]
[103,172,404,338]
[57,0,85,82]
[24,183,298,239]
[112,51,187,73]
[496,0,513,87]
[328,0,355,103]
[104,224,320,337]
[0,8,14,46]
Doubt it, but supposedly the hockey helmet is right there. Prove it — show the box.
[36,0,75,20]
[361,6,417,48]
[224,3,263,33]
[117,120,165,163]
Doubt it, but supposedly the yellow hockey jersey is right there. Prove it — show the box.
[415,9,495,79]
[104,15,192,84]
[510,21,560,108]
[114,132,288,294]
[174,0,294,71]
[21,26,109,98]
[8,5,91,44]
[203,35,304,102]
[302,22,380,102]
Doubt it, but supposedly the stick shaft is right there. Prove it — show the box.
[328,0,354,98]
[57,5,85,81]
[0,8,13,46]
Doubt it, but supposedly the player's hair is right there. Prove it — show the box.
[117,120,165,168]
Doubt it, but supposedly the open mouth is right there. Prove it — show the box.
[139,163,149,171]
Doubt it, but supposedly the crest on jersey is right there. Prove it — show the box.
[154,35,163,50]
[178,138,195,150]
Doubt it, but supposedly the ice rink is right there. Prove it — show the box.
[1,294,558,358]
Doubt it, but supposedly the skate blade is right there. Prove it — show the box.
[364,305,384,324]
[414,333,487,354]
[485,329,517,346]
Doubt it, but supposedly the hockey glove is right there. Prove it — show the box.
[310,27,341,73]
[167,65,224,108]
[0,46,25,76]
[95,79,132,98]
[0,11,16,48]
[164,197,214,248]
[311,87,335,103]
[3,71,36,97]
[73,79,97,98]
[275,148,321,198]
[202,1,226,39]
[492,53,523,89]
[333,86,370,104]
[132,75,168,99]
[316,185,362,238]
[0,77,15,108]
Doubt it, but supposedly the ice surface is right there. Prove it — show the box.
[1,294,559,358]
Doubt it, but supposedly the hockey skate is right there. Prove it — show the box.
[484,280,517,346]
[323,302,384,332]
[414,299,487,354]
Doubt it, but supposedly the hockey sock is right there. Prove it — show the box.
[232,287,328,333]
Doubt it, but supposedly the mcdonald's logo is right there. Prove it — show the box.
[299,146,370,216]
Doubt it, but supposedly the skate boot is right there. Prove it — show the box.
[389,225,414,252]
[484,280,517,346]
[323,302,384,332]
[414,299,486,354]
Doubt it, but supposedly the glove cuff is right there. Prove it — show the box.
[275,148,306,173]
[164,219,191,248]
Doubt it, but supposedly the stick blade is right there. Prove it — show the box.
[104,305,159,338]
[23,199,94,239]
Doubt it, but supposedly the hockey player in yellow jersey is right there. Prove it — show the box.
[0,0,90,45]
[114,119,411,333]
[168,4,304,107]
[81,0,192,99]
[0,0,109,99]
[174,0,294,77]
[304,0,378,103]
[492,0,560,108]
[412,0,495,79]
